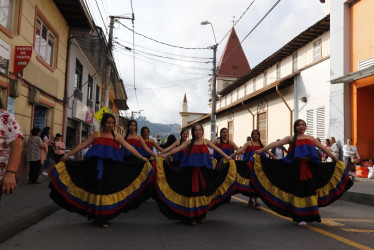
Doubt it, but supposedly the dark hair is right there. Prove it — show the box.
[251,129,264,148]
[219,128,228,144]
[140,126,149,139]
[31,127,41,136]
[40,127,50,140]
[325,138,331,146]
[125,120,137,140]
[161,134,177,149]
[179,128,189,145]
[188,123,203,156]
[291,119,306,151]
[100,113,116,141]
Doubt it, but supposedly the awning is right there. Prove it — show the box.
[330,65,374,84]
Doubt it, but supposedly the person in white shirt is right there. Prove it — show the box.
[343,138,359,176]
[330,137,340,161]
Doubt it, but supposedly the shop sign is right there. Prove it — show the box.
[14,46,32,74]
[73,100,94,124]
[0,38,10,77]
[94,106,111,123]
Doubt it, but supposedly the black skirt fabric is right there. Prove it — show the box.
[153,157,236,224]
[231,160,258,197]
[249,155,353,222]
[49,156,154,223]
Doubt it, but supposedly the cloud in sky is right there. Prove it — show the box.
[86,0,326,124]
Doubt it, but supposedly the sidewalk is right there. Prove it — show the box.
[0,175,374,243]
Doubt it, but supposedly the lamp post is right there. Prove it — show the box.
[201,21,218,141]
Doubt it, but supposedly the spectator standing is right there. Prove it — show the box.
[330,137,340,161]
[0,110,23,197]
[271,139,287,159]
[40,127,55,175]
[27,127,46,184]
[322,139,332,162]
[54,133,66,164]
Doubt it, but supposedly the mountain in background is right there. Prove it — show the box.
[135,116,180,140]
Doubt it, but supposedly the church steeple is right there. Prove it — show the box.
[217,28,250,78]
[181,93,188,127]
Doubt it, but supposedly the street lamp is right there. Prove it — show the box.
[201,20,218,141]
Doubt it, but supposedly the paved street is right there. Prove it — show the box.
[1,194,373,250]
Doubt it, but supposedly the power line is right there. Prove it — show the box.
[116,38,212,60]
[115,42,211,64]
[217,0,257,45]
[118,21,209,50]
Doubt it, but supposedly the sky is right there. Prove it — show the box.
[85,0,327,125]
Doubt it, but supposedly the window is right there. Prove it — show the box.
[253,78,256,92]
[306,109,314,136]
[316,106,326,141]
[95,85,100,112]
[292,53,298,72]
[257,112,267,146]
[87,75,93,100]
[0,0,14,31]
[313,40,321,61]
[276,64,281,80]
[263,71,267,87]
[74,59,83,90]
[35,17,56,67]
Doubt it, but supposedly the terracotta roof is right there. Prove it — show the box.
[217,28,251,77]
[219,15,330,96]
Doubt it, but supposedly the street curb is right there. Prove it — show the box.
[340,191,374,207]
[0,203,60,243]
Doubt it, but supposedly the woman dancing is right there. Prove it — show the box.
[140,126,163,157]
[252,119,353,227]
[154,124,236,225]
[231,130,276,210]
[212,128,239,164]
[49,113,152,228]
[160,128,189,164]
[122,120,157,158]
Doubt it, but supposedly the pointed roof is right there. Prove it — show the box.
[183,93,187,103]
[217,28,250,77]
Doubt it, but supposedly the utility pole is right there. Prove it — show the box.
[211,44,217,141]
[201,20,218,141]
[104,15,134,108]
[103,17,114,108]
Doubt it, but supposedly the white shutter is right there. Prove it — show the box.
[316,106,325,140]
[306,109,314,136]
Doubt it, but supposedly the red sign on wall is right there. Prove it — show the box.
[13,46,32,74]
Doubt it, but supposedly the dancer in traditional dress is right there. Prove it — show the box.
[252,119,353,227]
[231,130,276,210]
[212,128,239,163]
[49,113,152,228]
[154,124,236,225]
[122,120,157,158]
[140,126,163,157]
[160,128,189,163]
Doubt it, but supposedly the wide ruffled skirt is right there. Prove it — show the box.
[231,160,258,197]
[153,157,236,224]
[49,156,154,224]
[249,155,353,222]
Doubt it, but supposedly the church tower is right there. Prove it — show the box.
[214,27,251,93]
[181,93,188,127]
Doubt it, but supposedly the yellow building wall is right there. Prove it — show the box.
[0,0,69,182]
